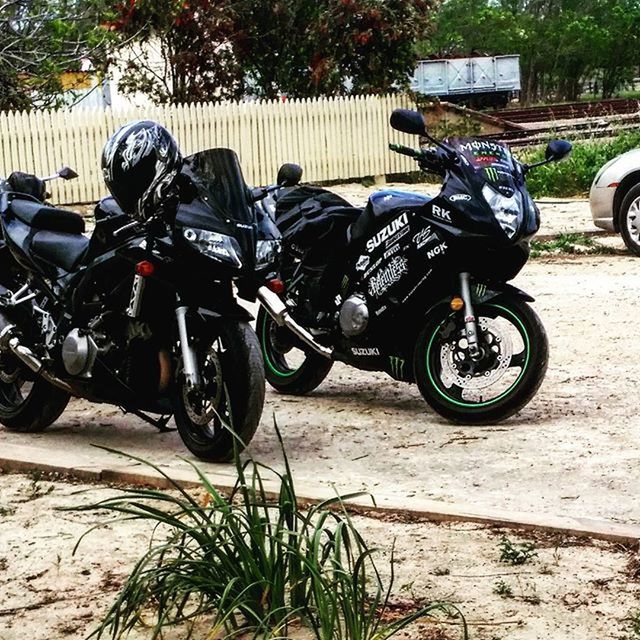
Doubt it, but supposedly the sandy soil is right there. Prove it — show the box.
[1,249,638,525]
[1,472,639,640]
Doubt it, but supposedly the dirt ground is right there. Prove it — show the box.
[1,472,639,640]
[2,194,640,638]
[1,250,638,525]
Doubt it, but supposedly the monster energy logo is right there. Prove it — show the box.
[341,275,349,295]
[485,167,499,182]
[474,283,487,298]
[389,356,405,379]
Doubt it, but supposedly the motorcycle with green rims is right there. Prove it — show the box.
[257,109,572,424]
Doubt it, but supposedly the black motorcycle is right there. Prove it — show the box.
[257,109,572,424]
[0,148,272,461]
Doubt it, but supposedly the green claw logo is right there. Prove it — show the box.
[389,355,405,378]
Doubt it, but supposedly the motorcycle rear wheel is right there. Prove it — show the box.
[173,321,265,462]
[414,297,548,424]
[257,307,333,395]
[0,363,70,433]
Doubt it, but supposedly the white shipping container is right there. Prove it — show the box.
[411,55,521,97]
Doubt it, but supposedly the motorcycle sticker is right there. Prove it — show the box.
[355,255,370,271]
[426,241,448,260]
[413,227,439,250]
[449,194,471,203]
[351,347,380,356]
[366,212,409,252]
[389,356,405,378]
[431,204,451,222]
[367,255,408,298]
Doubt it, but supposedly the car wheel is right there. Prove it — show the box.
[618,183,640,257]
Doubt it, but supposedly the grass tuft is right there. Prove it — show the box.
[498,537,538,566]
[68,422,467,640]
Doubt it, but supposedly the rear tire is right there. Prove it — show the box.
[173,321,265,462]
[618,183,640,257]
[0,373,70,433]
[414,297,548,424]
[257,307,333,395]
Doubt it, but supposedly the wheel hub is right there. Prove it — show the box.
[440,318,513,391]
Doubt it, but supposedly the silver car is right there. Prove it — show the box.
[590,149,640,255]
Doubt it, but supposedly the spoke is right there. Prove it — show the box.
[509,351,527,368]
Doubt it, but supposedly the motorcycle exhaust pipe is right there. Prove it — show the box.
[0,321,74,394]
[257,286,333,359]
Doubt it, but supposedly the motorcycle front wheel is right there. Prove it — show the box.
[173,321,265,462]
[256,307,333,395]
[414,297,548,424]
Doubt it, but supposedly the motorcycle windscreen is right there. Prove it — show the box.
[182,148,255,224]
[448,138,520,196]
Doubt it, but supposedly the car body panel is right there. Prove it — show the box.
[590,149,640,230]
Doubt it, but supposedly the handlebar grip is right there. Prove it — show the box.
[389,143,418,158]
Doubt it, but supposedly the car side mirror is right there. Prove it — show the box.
[389,109,426,136]
[277,163,303,187]
[545,140,572,162]
[58,166,79,180]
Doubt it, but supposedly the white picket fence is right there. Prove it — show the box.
[0,94,418,206]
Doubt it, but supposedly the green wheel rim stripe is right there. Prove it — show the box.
[425,304,531,409]
[261,312,300,378]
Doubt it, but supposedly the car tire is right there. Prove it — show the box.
[618,183,640,257]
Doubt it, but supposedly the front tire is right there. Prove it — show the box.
[414,297,548,424]
[618,183,640,257]
[257,307,333,395]
[173,321,265,462]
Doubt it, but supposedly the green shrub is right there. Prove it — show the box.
[69,428,466,640]
[521,131,640,198]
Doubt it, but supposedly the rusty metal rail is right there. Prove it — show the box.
[488,98,640,124]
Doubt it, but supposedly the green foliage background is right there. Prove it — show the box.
[522,133,640,197]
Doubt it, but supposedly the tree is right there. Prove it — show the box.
[111,0,245,104]
[419,0,640,104]
[0,0,116,111]
[111,0,437,104]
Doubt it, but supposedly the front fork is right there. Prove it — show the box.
[459,272,481,361]
[175,304,201,388]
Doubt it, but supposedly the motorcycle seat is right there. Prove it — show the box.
[9,198,85,235]
[349,190,432,244]
[31,230,90,272]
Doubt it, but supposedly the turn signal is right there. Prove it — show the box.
[450,296,464,311]
[135,260,155,277]
[267,278,285,294]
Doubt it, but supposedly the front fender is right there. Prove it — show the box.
[475,282,535,303]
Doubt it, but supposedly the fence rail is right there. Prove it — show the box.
[0,94,416,206]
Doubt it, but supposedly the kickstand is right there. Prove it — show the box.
[120,407,175,433]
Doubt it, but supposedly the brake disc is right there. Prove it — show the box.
[439,317,513,391]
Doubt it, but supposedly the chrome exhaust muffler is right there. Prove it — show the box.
[0,321,74,394]
[257,286,333,359]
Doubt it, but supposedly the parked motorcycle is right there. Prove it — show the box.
[257,109,572,424]
[0,143,272,461]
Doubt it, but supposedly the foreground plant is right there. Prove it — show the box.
[70,426,466,640]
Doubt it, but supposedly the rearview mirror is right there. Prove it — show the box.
[389,109,426,136]
[277,163,303,187]
[58,166,79,180]
[545,140,572,162]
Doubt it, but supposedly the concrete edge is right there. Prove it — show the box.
[1,447,639,546]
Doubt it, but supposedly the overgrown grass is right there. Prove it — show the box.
[522,131,640,198]
[69,426,466,640]
[530,232,619,258]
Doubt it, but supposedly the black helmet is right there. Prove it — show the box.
[101,121,182,220]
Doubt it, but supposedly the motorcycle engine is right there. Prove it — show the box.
[339,294,369,337]
[62,329,98,377]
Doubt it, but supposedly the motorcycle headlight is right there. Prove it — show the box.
[182,227,242,268]
[482,184,522,239]
[256,239,282,269]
